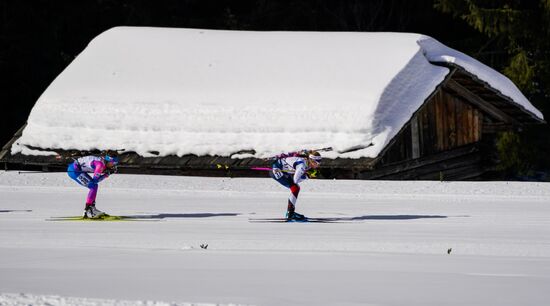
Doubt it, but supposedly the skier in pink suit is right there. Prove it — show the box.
[67,155,119,218]
[270,150,322,221]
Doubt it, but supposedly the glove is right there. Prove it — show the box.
[96,173,109,183]
[272,168,283,179]
[106,165,118,175]
[307,169,319,178]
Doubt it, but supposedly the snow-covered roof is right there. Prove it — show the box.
[12,27,543,159]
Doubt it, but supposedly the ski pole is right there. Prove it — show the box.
[250,167,297,172]
[15,171,53,174]
[13,170,109,174]
[251,167,319,178]
[250,167,271,171]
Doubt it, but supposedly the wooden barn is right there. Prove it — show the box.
[359,66,543,180]
[0,28,544,180]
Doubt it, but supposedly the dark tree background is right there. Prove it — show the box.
[1,0,548,176]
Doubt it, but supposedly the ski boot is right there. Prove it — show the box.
[83,203,106,219]
[286,211,307,222]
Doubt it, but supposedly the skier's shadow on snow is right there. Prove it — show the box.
[123,213,240,220]
[0,210,32,213]
[333,215,450,221]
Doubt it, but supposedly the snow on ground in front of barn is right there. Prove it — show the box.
[1,171,550,305]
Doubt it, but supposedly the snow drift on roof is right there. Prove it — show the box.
[12,27,543,159]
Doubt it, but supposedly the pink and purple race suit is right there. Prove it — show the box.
[67,156,110,205]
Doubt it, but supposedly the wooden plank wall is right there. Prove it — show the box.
[380,125,413,164]
[380,88,483,165]
[425,88,482,154]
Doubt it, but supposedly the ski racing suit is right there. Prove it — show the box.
[270,155,310,213]
[67,156,110,205]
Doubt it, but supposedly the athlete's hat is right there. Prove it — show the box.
[308,151,322,163]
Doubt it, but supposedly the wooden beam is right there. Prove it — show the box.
[0,124,27,161]
[411,115,420,159]
[445,79,520,125]
[361,144,479,179]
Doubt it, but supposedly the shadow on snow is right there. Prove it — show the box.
[343,215,450,221]
[0,210,32,213]
[121,213,240,220]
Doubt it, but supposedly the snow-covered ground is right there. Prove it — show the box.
[1,171,550,305]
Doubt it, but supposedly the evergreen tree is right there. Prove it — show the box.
[435,0,550,177]
[435,0,549,97]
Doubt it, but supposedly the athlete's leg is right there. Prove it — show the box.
[287,184,300,213]
[68,163,92,187]
[68,163,97,205]
[86,182,98,205]
[270,168,303,215]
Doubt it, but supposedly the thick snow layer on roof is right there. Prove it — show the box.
[12,27,542,159]
[418,37,544,120]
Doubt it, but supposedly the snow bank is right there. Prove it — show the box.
[1,173,550,305]
[12,27,542,159]
[0,293,246,306]
[3,171,550,199]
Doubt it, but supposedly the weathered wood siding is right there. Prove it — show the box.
[425,88,482,153]
[380,88,483,165]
